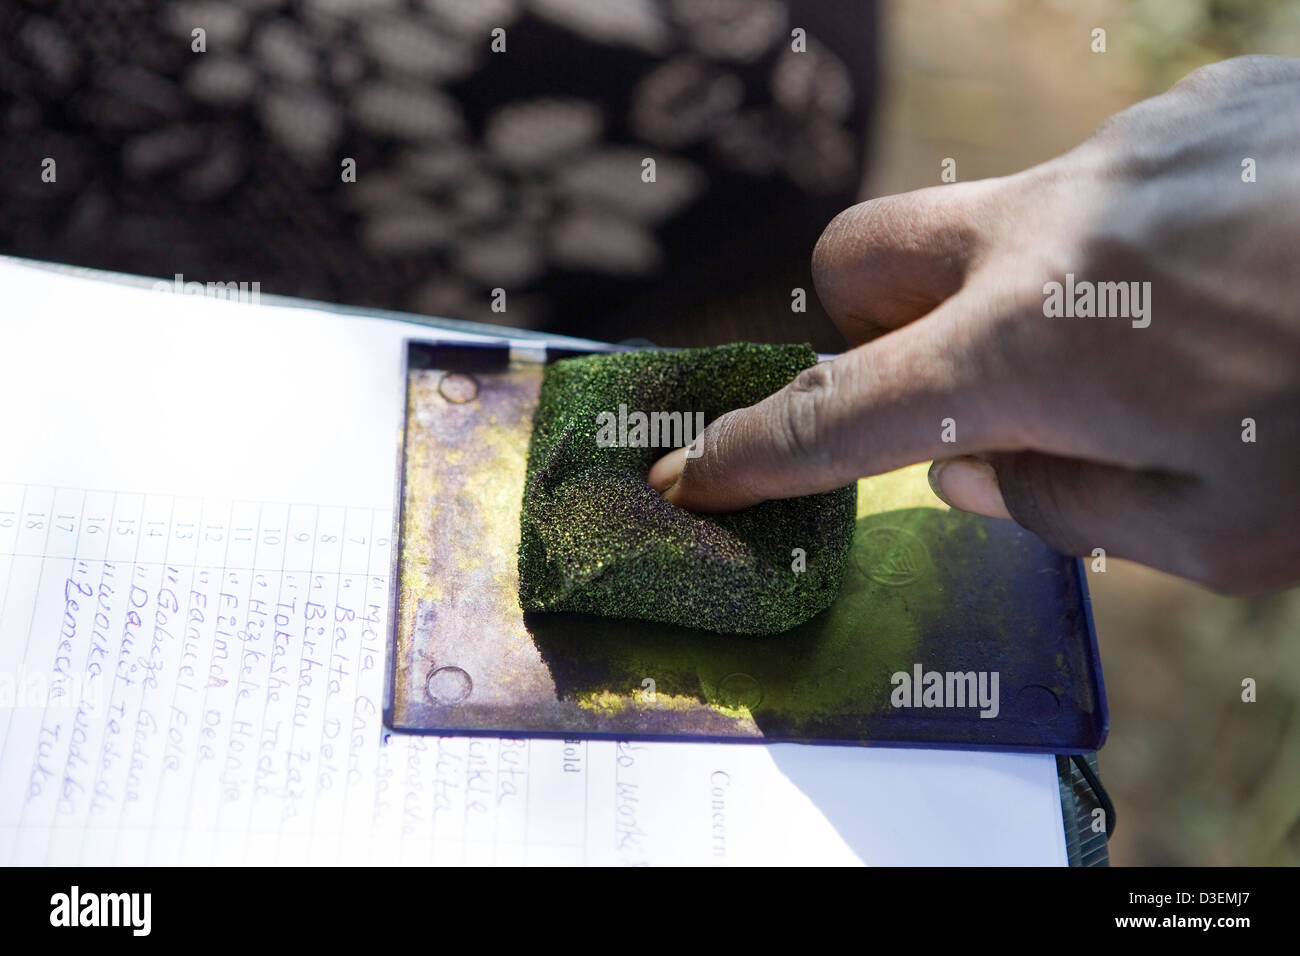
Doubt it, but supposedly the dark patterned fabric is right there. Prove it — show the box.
[0,0,876,346]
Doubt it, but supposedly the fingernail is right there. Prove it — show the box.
[648,447,688,497]
[927,459,952,505]
[928,456,1012,520]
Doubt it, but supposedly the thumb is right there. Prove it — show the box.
[932,451,1194,571]
[648,304,1014,512]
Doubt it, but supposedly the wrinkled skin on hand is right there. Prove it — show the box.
[650,55,1300,593]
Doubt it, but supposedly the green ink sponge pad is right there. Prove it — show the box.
[518,343,857,635]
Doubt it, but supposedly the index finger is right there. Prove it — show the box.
[650,291,1026,512]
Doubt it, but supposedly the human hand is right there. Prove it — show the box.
[649,56,1300,592]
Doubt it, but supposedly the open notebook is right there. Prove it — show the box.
[0,256,1069,865]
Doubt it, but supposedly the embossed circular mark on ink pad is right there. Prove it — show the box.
[854,526,929,587]
[1016,684,1060,723]
[438,372,479,404]
[717,673,763,711]
[427,665,473,704]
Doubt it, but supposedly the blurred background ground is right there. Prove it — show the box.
[867,0,1300,865]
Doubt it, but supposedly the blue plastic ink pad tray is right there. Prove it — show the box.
[385,339,1108,754]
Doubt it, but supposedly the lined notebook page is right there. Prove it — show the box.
[0,257,1068,865]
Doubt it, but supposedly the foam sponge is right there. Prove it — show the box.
[518,343,857,635]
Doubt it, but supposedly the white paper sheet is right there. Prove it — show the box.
[0,256,1069,865]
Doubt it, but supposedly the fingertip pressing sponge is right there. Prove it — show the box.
[518,343,857,635]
